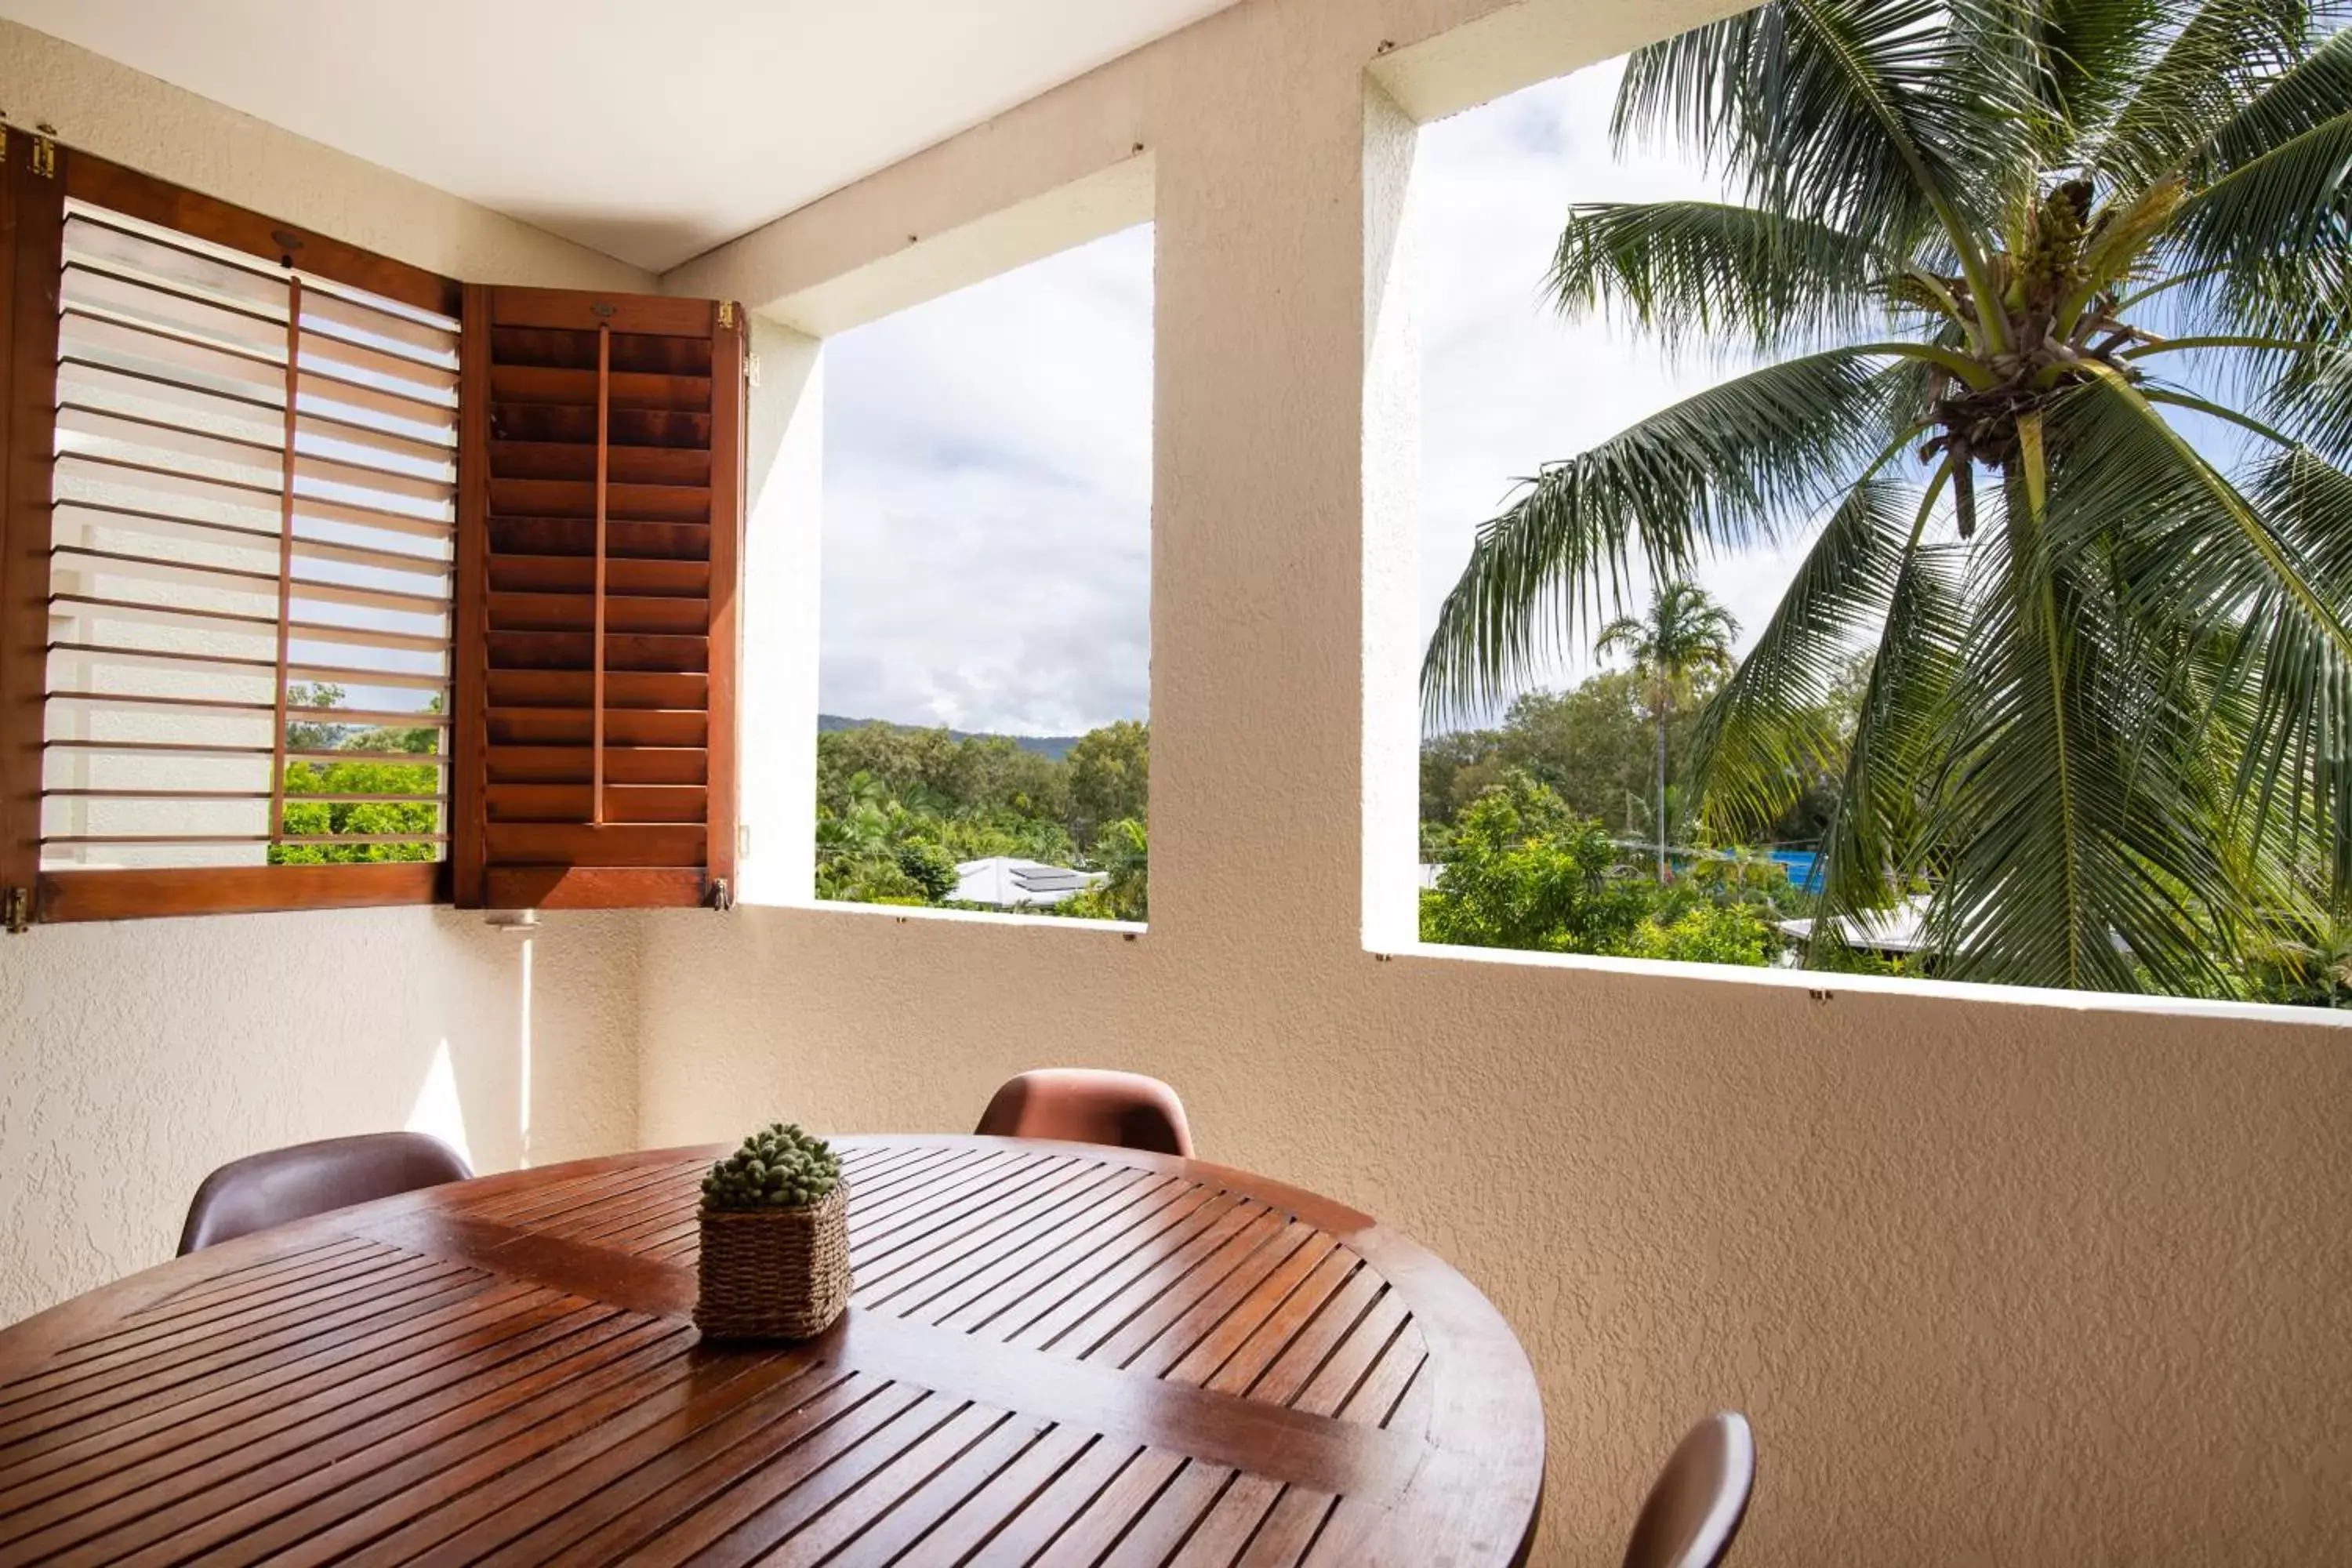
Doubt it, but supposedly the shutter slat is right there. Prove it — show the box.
[56,503,449,575]
[485,746,705,785]
[454,285,741,908]
[487,554,706,597]
[299,286,459,361]
[46,641,452,692]
[34,198,458,875]
[63,210,285,302]
[487,515,707,560]
[488,365,712,412]
[53,546,448,613]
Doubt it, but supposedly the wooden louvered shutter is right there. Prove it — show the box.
[2,141,462,924]
[453,287,743,909]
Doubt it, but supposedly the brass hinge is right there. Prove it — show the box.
[3,887,31,935]
[1,122,9,166]
[717,300,737,329]
[31,123,56,179]
[703,877,733,913]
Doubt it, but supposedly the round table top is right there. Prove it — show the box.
[0,1135,1544,1566]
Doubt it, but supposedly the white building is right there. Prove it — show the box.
[951,856,1105,909]
[1777,895,1936,957]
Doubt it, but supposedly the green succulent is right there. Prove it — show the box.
[699,1123,843,1212]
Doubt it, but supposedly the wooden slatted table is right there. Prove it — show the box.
[0,1136,1544,1566]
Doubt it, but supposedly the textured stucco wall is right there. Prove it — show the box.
[0,23,651,1323]
[648,0,2352,1564]
[0,908,640,1322]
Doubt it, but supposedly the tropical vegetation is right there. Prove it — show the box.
[1425,0,2352,1000]
[1595,581,1740,880]
[269,682,442,865]
[814,718,1149,919]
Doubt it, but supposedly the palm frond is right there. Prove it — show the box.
[2194,18,2352,176]
[2092,0,2319,186]
[1421,350,1911,718]
[1688,477,1919,837]
[1612,1,2030,270]
[2242,446,2352,894]
[1997,0,2169,151]
[2259,344,2352,467]
[2050,376,2352,896]
[1926,482,2241,993]
[1812,491,1971,928]
[1548,201,1897,354]
[2171,109,2352,296]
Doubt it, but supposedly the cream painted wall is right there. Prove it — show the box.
[0,24,652,1322]
[647,0,2352,1565]
[0,907,639,1322]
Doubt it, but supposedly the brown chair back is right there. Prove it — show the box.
[1622,1412,1756,1568]
[975,1069,1195,1156]
[177,1132,474,1254]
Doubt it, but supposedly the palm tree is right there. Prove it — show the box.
[1595,580,1740,880]
[1425,1,2352,996]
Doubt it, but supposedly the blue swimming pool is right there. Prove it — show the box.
[1770,848,1824,893]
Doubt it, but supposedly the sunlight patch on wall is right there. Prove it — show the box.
[405,1038,474,1170]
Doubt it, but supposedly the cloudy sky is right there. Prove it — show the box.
[818,58,1809,735]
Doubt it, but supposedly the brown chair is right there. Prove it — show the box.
[975,1069,1195,1157]
[176,1132,474,1254]
[1621,1412,1756,1568]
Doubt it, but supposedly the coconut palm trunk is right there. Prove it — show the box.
[1597,582,1739,884]
[1652,684,1670,880]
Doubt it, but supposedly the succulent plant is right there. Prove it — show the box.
[700,1123,844,1211]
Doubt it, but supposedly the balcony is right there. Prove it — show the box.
[0,2,2347,1565]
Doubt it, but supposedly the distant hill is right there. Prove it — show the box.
[818,713,1085,762]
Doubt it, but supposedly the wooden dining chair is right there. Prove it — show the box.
[176,1132,474,1254]
[1621,1412,1756,1568]
[975,1069,1195,1156]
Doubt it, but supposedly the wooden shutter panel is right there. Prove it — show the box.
[2,143,464,925]
[453,286,742,909]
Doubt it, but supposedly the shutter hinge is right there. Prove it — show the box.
[744,352,761,388]
[737,822,750,859]
[30,124,57,179]
[703,877,734,913]
[1,122,8,166]
[3,887,31,935]
[717,300,737,329]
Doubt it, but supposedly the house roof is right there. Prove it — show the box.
[1778,896,1936,956]
[953,857,1106,909]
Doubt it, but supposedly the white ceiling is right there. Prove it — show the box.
[0,0,1239,272]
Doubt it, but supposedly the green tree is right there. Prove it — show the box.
[270,759,441,865]
[1065,720,1149,850]
[1420,775,1651,954]
[1425,2,2352,996]
[269,683,443,864]
[1621,901,1775,966]
[1061,816,1149,922]
[1595,580,1739,880]
[895,841,961,902]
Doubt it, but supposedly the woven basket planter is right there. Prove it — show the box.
[693,1184,853,1341]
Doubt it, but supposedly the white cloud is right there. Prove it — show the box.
[1415,61,1811,707]
[820,223,1153,735]
[817,58,1817,735]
